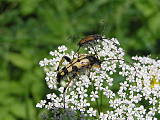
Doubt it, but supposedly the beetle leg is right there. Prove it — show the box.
[57,56,71,71]
[63,76,70,109]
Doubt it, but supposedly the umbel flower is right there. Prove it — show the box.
[36,37,160,120]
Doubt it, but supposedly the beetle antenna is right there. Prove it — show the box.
[73,46,81,58]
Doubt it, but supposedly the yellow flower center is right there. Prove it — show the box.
[150,76,160,88]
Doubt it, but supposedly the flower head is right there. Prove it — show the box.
[36,37,160,119]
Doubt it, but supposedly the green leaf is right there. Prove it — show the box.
[3,115,15,120]
[135,0,158,17]
[7,53,32,70]
[148,13,160,35]
[0,106,17,120]
[20,0,41,15]
[27,99,38,120]
[10,102,26,119]
[10,81,25,95]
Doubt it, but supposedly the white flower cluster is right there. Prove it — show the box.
[37,37,160,120]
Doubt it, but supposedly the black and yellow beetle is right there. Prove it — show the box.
[56,54,102,109]
[57,54,101,86]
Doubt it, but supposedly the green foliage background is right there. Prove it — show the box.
[0,0,160,119]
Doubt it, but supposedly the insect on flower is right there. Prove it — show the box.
[56,54,102,108]
[74,34,110,58]
[78,34,103,47]
[57,54,101,89]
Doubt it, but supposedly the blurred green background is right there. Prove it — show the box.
[0,0,160,120]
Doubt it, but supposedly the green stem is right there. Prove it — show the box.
[95,98,100,115]
[100,90,103,112]
[25,85,30,120]
[91,80,100,115]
